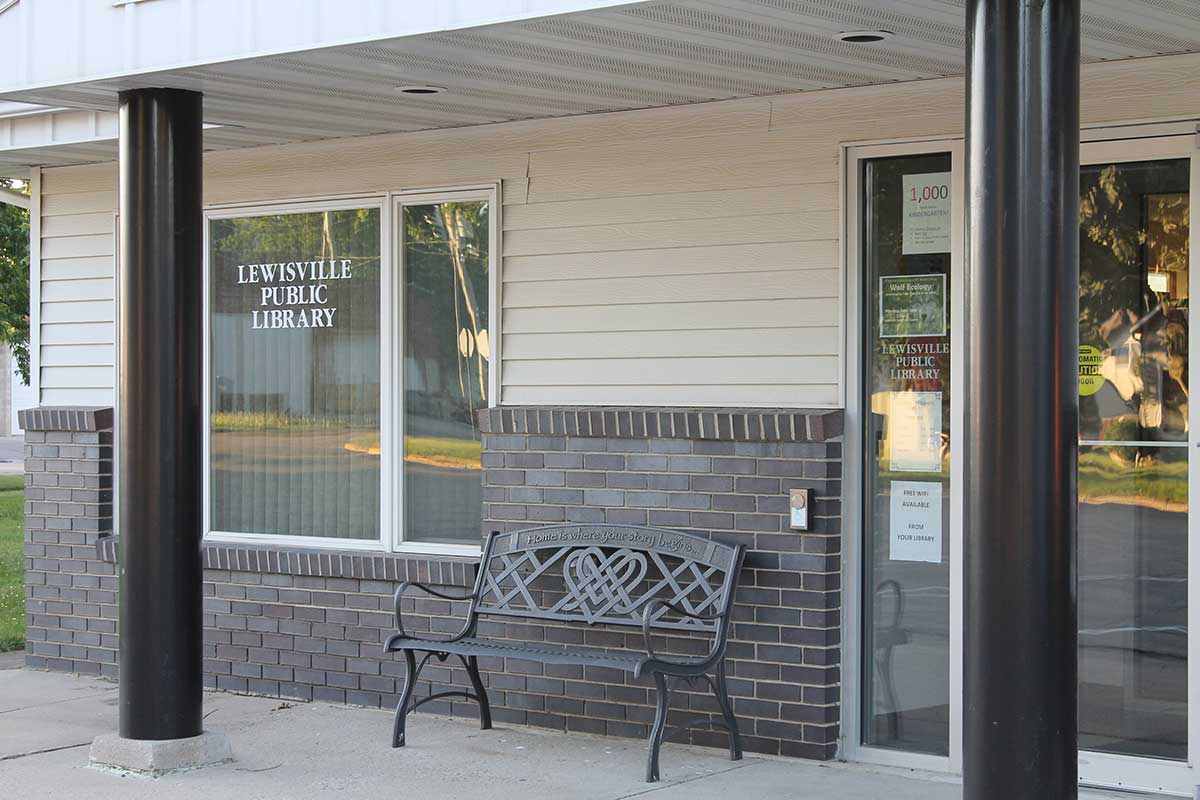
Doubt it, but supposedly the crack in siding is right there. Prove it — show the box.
[523,151,533,204]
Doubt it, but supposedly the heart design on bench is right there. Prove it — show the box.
[562,547,649,622]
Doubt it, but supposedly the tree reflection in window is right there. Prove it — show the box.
[403,200,490,546]
[1079,160,1189,443]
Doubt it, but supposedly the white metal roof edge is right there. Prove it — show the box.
[0,101,66,119]
[0,0,646,100]
[0,184,28,208]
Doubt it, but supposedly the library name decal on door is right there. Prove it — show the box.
[236,259,354,330]
[882,340,948,381]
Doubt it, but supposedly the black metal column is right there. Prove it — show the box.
[117,88,204,741]
[964,2,1080,798]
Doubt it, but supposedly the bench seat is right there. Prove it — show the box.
[384,634,708,675]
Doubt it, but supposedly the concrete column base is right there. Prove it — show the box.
[89,730,233,775]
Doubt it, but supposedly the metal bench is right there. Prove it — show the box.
[383,523,746,782]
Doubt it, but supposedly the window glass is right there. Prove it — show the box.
[1077,158,1189,760]
[209,208,382,540]
[402,201,489,546]
[861,153,953,755]
[1079,159,1189,443]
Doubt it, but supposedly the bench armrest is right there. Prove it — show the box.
[391,581,477,643]
[640,598,725,664]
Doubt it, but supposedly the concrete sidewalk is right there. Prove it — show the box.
[0,434,23,474]
[0,667,1138,799]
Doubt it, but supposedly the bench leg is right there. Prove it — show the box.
[392,649,418,748]
[713,661,743,761]
[463,655,492,731]
[877,644,903,742]
[646,672,670,782]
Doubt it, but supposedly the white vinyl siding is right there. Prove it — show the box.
[36,179,116,406]
[32,53,1200,408]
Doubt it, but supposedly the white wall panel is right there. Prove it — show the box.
[40,212,115,239]
[503,328,838,359]
[41,387,114,406]
[502,184,835,230]
[41,344,114,367]
[503,241,837,281]
[503,299,841,334]
[41,300,113,325]
[502,212,837,256]
[503,270,838,308]
[41,256,115,282]
[40,278,114,303]
[41,191,118,217]
[40,322,112,346]
[501,384,841,407]
[36,161,118,404]
[40,233,112,260]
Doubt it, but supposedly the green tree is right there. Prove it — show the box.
[0,178,28,385]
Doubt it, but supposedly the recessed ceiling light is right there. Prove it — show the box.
[834,30,895,44]
[396,85,447,95]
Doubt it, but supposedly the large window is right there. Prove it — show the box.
[206,189,496,552]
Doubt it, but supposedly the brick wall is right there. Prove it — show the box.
[20,405,844,762]
[20,407,117,675]
[477,407,843,759]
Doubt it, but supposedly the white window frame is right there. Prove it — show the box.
[201,185,499,557]
[391,185,500,557]
[840,137,966,776]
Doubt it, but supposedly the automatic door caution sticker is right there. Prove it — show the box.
[1079,345,1104,397]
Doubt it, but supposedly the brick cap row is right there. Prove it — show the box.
[20,406,114,432]
[97,536,477,587]
[19,405,844,443]
[477,406,844,443]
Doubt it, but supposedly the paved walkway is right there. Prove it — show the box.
[0,434,22,474]
[0,666,1142,799]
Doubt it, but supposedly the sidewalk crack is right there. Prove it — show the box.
[0,741,91,762]
[0,688,118,715]
[614,759,760,799]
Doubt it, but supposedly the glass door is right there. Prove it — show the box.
[847,136,1197,795]
[1077,139,1196,795]
[846,142,963,770]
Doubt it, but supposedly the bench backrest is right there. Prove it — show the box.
[471,525,744,633]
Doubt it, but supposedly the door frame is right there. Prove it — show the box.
[1074,133,1199,797]
[841,137,966,774]
[841,131,1200,796]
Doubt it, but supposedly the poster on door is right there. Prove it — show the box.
[879,274,946,338]
[887,391,943,473]
[902,171,952,254]
[889,480,943,563]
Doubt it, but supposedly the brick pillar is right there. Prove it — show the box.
[19,406,116,675]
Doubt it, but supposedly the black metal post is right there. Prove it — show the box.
[964,2,1080,798]
[117,88,204,741]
